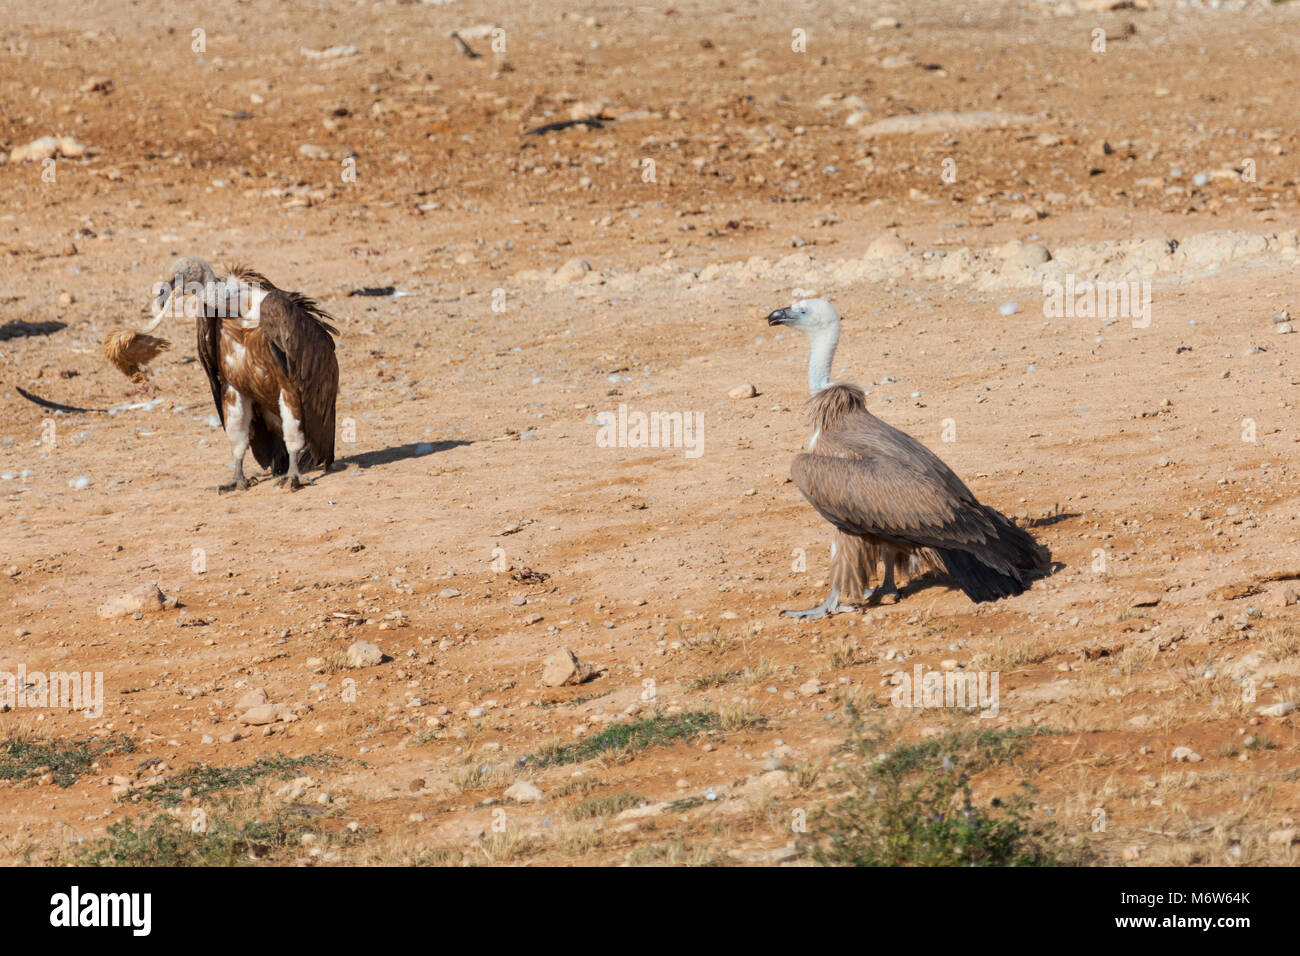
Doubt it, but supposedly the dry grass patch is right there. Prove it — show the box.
[971,635,1062,671]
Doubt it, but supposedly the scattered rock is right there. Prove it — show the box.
[504,780,545,803]
[1175,230,1268,267]
[728,383,758,399]
[1170,746,1202,763]
[880,53,917,70]
[1007,203,1040,223]
[300,44,358,60]
[798,679,825,697]
[547,257,592,289]
[857,111,1035,137]
[1009,243,1051,268]
[865,235,908,259]
[614,801,668,821]
[1273,585,1299,608]
[541,645,599,687]
[346,640,384,668]
[235,688,270,712]
[96,584,166,620]
[239,704,281,726]
[9,136,88,163]
[1256,702,1296,718]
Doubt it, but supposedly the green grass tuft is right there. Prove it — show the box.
[810,722,1081,867]
[523,711,721,767]
[130,752,342,807]
[0,732,134,788]
[74,803,331,866]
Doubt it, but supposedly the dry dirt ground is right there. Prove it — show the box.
[1,0,1299,866]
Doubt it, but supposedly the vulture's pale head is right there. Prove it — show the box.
[145,256,220,330]
[766,297,842,394]
[154,256,217,310]
[766,297,841,337]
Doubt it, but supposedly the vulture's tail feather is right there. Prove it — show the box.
[937,548,1029,603]
[249,414,289,475]
[984,506,1052,572]
[938,509,1050,603]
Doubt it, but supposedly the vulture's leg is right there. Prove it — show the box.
[862,552,901,604]
[218,387,252,493]
[277,390,309,490]
[780,586,855,620]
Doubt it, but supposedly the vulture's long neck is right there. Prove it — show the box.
[193,266,231,327]
[196,262,221,315]
[806,327,839,395]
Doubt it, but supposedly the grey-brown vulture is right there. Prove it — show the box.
[767,298,1048,617]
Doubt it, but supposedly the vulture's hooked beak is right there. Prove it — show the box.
[153,274,180,313]
[141,273,182,333]
[766,307,794,327]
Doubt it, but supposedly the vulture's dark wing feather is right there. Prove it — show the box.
[255,290,339,468]
[195,316,226,425]
[794,383,1048,604]
[791,453,1001,555]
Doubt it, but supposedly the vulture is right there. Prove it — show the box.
[767,298,1048,617]
[144,256,339,492]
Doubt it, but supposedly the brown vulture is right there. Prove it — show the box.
[766,297,1048,617]
[139,256,339,491]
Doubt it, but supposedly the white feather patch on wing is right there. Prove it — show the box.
[223,340,247,370]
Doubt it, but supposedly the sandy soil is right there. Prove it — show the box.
[1,0,1298,866]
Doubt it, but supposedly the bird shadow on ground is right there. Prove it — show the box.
[1024,510,1080,530]
[893,556,1064,603]
[0,320,66,341]
[341,440,472,469]
[892,571,955,603]
[15,386,109,415]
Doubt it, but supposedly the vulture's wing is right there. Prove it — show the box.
[195,314,226,424]
[790,452,1002,554]
[254,289,339,466]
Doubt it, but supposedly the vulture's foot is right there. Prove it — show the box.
[780,591,854,620]
[217,478,250,494]
[277,475,309,491]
